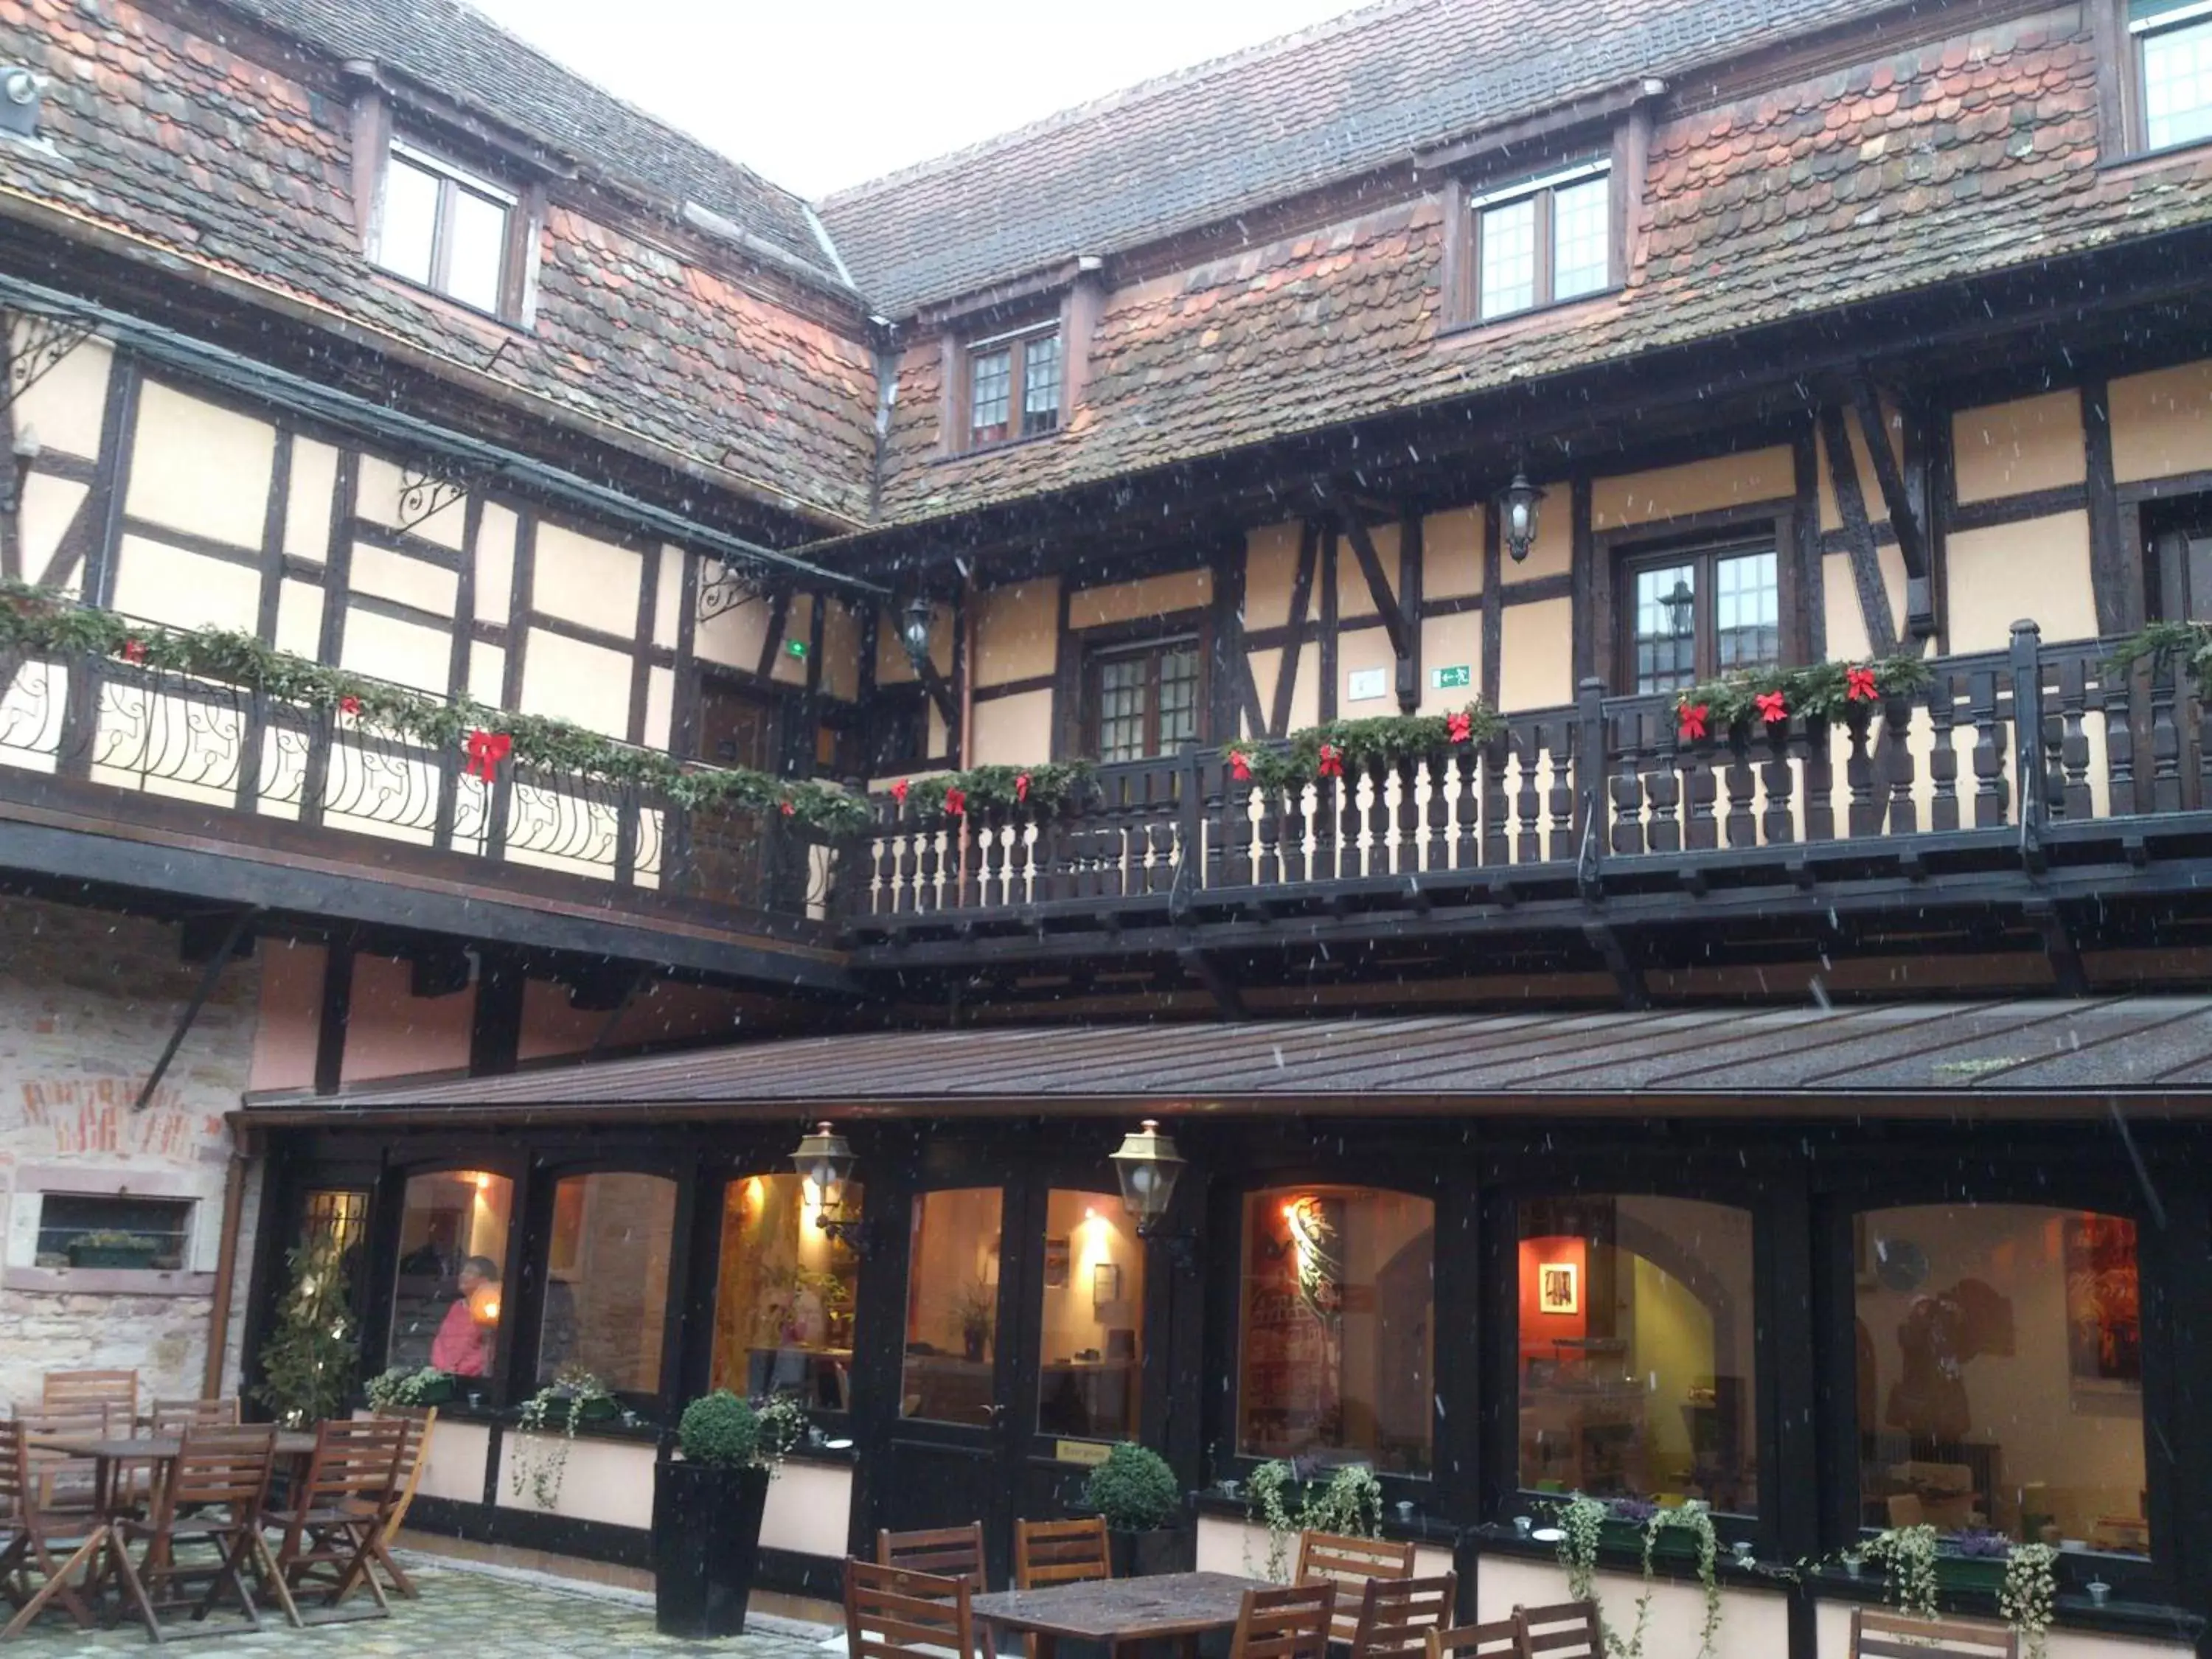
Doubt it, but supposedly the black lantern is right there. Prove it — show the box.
[1500,471,1545,564]
[1663,577,1696,639]
[791,1121,872,1252]
[900,596,934,674]
[1108,1119,1187,1237]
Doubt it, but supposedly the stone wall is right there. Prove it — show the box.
[0,896,260,1411]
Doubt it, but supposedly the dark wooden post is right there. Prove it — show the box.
[2009,619,2046,866]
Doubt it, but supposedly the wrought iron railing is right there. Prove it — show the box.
[0,633,833,922]
[847,623,2200,923]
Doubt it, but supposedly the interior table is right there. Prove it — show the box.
[970,1569,1274,1659]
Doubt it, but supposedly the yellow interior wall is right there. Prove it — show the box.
[126,380,275,551]
[1945,512,2096,653]
[521,628,633,739]
[2109,359,2212,484]
[10,332,111,460]
[1498,597,1573,713]
[1952,392,2086,504]
[1068,568,1211,628]
[1591,447,1794,532]
[970,689,1056,768]
[973,579,1059,686]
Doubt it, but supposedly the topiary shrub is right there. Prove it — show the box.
[1084,1442,1180,1532]
[678,1391,762,1469]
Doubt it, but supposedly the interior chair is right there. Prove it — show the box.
[1514,1601,1604,1659]
[105,1424,279,1643]
[260,1417,409,1627]
[1228,1583,1338,1659]
[1348,1573,1458,1659]
[879,1522,987,1590]
[0,1418,109,1642]
[1848,1607,2020,1659]
[1425,1621,1529,1659]
[1295,1530,1416,1646]
[846,1559,978,1659]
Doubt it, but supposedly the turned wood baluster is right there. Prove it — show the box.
[981,808,1006,908]
[1396,756,1422,876]
[1968,669,2005,828]
[1881,694,1918,835]
[1514,728,1543,864]
[878,802,903,917]
[1425,752,1452,872]
[1723,737,1757,849]
[1481,735,1510,865]
[1927,672,1959,833]
[1281,783,1309,884]
[1646,717,1683,854]
[1803,717,1836,842]
[1149,767,1179,895]
[2152,653,2184,815]
[2104,658,2139,819]
[1611,712,1647,856]
[1761,722,1796,845]
[1006,810,1032,905]
[1452,747,1479,870]
[1225,774,1254,886]
[957,810,983,909]
[917,813,942,911]
[2191,664,2212,814]
[1256,785,1283,886]
[1846,711,1879,837]
[1547,724,1576,862]
[1343,766,1368,880]
[2058,656,2092,822]
[1683,740,1718,851]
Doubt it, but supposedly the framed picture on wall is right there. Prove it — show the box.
[1044,1237,1071,1288]
[1538,1262,1579,1316]
[1092,1262,1121,1309]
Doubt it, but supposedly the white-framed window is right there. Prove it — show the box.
[373,139,519,316]
[2135,0,2212,150]
[1472,159,1615,321]
[965,324,1062,448]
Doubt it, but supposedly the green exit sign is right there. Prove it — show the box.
[1430,664,1471,690]
[784,638,808,659]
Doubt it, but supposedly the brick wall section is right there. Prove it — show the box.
[0,897,258,1411]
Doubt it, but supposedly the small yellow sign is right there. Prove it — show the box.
[1054,1439,1112,1467]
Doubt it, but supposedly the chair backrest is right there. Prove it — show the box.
[1849,1608,2020,1659]
[1350,1573,1458,1659]
[1297,1531,1416,1644]
[1014,1515,1111,1589]
[1229,1583,1338,1659]
[846,1559,977,1659]
[373,1405,438,1543]
[149,1397,240,1435]
[1426,1621,1529,1659]
[299,1416,409,1513]
[0,1418,27,1516]
[42,1370,136,1422]
[14,1409,110,1512]
[1515,1602,1603,1659]
[159,1425,278,1524]
[877,1522,987,1589]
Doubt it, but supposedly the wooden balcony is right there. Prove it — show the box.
[842,624,2212,983]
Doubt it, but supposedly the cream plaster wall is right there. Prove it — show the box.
[1953,392,2087,504]
[1419,612,1483,715]
[520,628,633,739]
[274,580,324,661]
[468,642,505,709]
[1245,522,1304,630]
[1338,625,1401,712]
[341,608,451,696]
[411,1419,492,1504]
[1505,489,1573,585]
[1335,523,1399,620]
[283,439,336,562]
[1477,1557,1788,1659]
[1592,448,1795,532]
[247,939,321,1093]
[1821,544,1909,662]
[1069,569,1212,629]
[125,381,274,552]
[644,665,675,751]
[15,475,86,584]
[10,332,111,460]
[1946,512,2096,654]
[761,1459,854,1559]
[338,953,473,1084]
[350,543,458,616]
[2109,359,2212,484]
[496,1431,657,1529]
[534,523,641,630]
[974,580,1059,686]
[110,537,260,633]
[476,508,518,625]
[1812,1601,2188,1659]
[1498,597,1573,713]
[971,689,1055,767]
[822,599,862,702]
[771,596,813,687]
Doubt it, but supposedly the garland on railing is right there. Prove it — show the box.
[1672,655,1933,740]
[888,761,1093,819]
[2109,619,2212,698]
[1226,704,1504,792]
[0,580,871,832]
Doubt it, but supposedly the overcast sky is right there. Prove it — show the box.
[459,0,1367,198]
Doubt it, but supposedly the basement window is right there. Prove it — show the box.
[374,139,521,317]
[35,1194,192,1270]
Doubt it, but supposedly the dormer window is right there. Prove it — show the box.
[2135,1,2212,150]
[1472,159,1614,321]
[966,324,1061,448]
[374,139,521,317]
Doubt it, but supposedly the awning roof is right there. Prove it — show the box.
[237,998,2212,1126]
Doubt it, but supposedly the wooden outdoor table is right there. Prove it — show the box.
[27,1430,319,1521]
[970,1570,1272,1659]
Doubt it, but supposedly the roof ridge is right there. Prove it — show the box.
[816,0,1427,206]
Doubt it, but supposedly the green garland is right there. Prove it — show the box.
[1225,703,1504,793]
[1672,655,1933,736]
[2109,619,2212,698]
[0,580,869,832]
[897,761,1093,818]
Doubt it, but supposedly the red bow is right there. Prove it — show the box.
[338,695,361,717]
[1015,773,1031,804]
[1678,703,1709,742]
[1318,743,1343,779]
[891,779,909,805]
[120,638,146,664]
[1846,666,1878,703]
[1230,751,1252,783]
[943,786,967,817]
[1446,711,1472,745]
[463,729,512,782]
[1755,689,1788,726]
[779,799,795,817]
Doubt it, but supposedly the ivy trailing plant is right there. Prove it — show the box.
[364,1365,456,1410]
[1671,655,1933,742]
[509,1367,616,1511]
[1998,1542,2059,1659]
[1225,703,1504,793]
[1242,1458,1385,1582]
[1546,1495,1721,1659]
[1860,1523,1941,1621]
[0,579,870,832]
[2109,618,2212,698]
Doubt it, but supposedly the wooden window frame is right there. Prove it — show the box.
[1079,613,1210,762]
[958,323,1063,452]
[1607,525,1800,696]
[1468,159,1615,323]
[371,134,535,324]
[2098,0,2212,157]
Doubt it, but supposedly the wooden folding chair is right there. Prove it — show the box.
[1349,1573,1458,1659]
[1514,1601,1602,1659]
[0,1418,109,1641]
[12,1410,111,1517]
[846,1559,978,1659]
[106,1424,278,1644]
[364,1408,435,1599]
[1229,1582,1338,1659]
[147,1399,240,1436]
[878,1522,987,1589]
[1014,1515,1110,1588]
[1296,1530,1416,1646]
[1425,1620,1528,1659]
[1848,1607,2020,1659]
[42,1371,138,1426]
[260,1417,408,1627]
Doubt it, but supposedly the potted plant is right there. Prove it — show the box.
[956,1281,995,1362]
[508,1368,616,1510]
[1083,1442,1186,1578]
[653,1391,793,1638]
[250,1237,358,1427]
[364,1365,456,1410]
[67,1229,160,1268]
[1938,1527,2012,1593]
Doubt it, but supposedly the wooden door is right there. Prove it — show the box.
[686,680,780,900]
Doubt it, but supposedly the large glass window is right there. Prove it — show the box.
[389,1170,512,1380]
[372,141,517,316]
[1620,543,1781,695]
[2138,2,2212,152]
[710,1173,862,1411]
[539,1172,678,1396]
[1237,1186,1433,1476]
[902,1188,1004,1425]
[1035,1190,1145,1444]
[1473,160,1614,321]
[1517,1196,1757,1514]
[1855,1205,2148,1557]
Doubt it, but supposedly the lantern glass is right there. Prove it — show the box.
[1109,1119,1186,1232]
[1664,579,1695,638]
[1501,472,1545,563]
[791,1121,857,1209]
[900,598,933,663]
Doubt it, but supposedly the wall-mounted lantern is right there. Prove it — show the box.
[792,1120,874,1254]
[1500,471,1545,564]
[1108,1119,1187,1238]
[900,596,935,675]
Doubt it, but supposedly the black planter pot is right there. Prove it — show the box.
[653,1459,771,1638]
[1108,1525,1190,1579]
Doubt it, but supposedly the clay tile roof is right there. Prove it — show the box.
[817,0,1876,315]
[212,0,840,280]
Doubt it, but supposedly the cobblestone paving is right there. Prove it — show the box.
[8,1557,835,1658]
